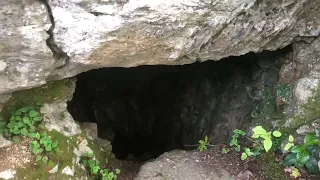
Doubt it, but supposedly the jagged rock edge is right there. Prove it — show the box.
[40,0,69,69]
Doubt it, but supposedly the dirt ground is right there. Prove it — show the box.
[113,147,320,180]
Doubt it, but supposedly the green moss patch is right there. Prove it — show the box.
[0,78,75,121]
[260,153,287,180]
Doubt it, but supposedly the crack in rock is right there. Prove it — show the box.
[39,0,69,69]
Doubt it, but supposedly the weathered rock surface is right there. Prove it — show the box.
[134,150,234,180]
[1,0,319,94]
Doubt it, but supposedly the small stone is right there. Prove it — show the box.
[62,166,74,176]
[81,122,98,139]
[0,60,7,72]
[0,169,16,180]
[0,135,12,149]
[49,164,59,174]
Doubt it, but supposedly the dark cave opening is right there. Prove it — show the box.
[67,47,291,162]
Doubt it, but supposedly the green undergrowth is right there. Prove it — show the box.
[260,153,287,180]
[0,78,75,121]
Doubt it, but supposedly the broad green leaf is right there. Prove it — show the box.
[284,142,294,151]
[304,133,318,143]
[108,172,115,179]
[283,153,297,166]
[235,145,241,152]
[29,126,36,133]
[304,133,320,146]
[305,158,320,173]
[92,166,100,174]
[296,149,311,165]
[252,126,267,135]
[19,107,28,113]
[28,133,36,138]
[12,136,21,143]
[35,133,40,140]
[14,111,21,116]
[263,138,272,152]
[33,117,42,122]
[241,153,248,160]
[29,110,39,118]
[15,122,24,128]
[20,128,28,136]
[291,145,305,153]
[45,144,52,152]
[14,116,22,121]
[115,169,121,174]
[289,135,294,142]
[272,131,282,137]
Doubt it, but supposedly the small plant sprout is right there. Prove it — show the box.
[241,148,254,160]
[284,135,295,151]
[221,148,230,154]
[230,129,246,152]
[251,126,282,152]
[290,167,301,178]
[198,135,209,152]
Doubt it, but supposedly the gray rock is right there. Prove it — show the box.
[0,134,12,149]
[81,122,98,139]
[0,0,319,94]
[134,150,234,180]
[40,100,82,137]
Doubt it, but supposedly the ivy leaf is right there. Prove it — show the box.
[263,138,272,152]
[241,153,248,160]
[272,131,282,137]
[305,158,320,174]
[283,153,297,166]
[296,149,311,165]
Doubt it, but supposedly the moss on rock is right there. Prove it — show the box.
[0,78,76,121]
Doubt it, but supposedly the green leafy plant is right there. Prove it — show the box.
[284,135,295,151]
[283,133,320,174]
[198,135,209,152]
[29,132,59,164]
[80,153,120,180]
[251,126,282,152]
[230,129,246,152]
[1,105,42,142]
[221,147,230,154]
[241,148,254,160]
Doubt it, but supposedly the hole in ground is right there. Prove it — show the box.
[67,46,291,162]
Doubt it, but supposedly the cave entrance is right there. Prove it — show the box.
[67,47,291,162]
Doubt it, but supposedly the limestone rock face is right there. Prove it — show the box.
[0,0,319,94]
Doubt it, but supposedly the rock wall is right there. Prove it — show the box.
[0,0,319,95]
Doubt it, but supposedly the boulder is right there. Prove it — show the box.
[0,0,319,94]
